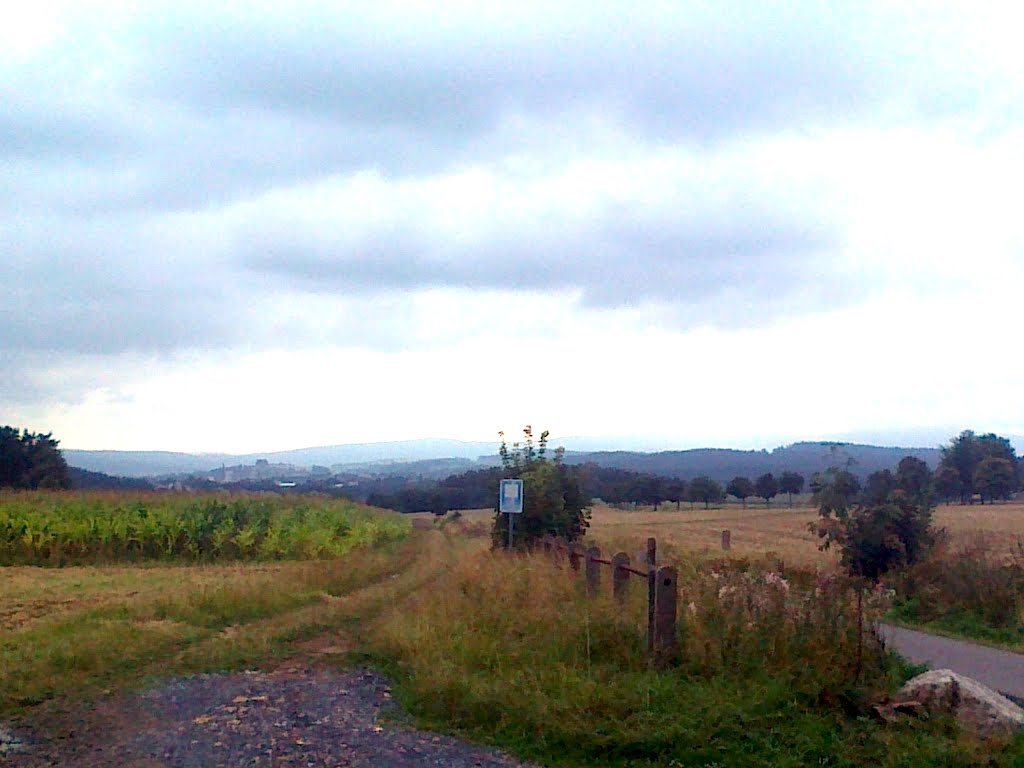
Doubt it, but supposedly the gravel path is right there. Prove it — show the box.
[880,622,1024,699]
[4,668,535,768]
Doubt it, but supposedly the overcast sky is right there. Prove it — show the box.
[3,1,1023,453]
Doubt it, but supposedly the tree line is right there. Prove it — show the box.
[0,427,70,490]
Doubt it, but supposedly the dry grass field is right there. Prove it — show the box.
[430,500,1024,567]
[591,501,1024,565]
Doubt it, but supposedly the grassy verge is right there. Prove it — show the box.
[372,544,1024,767]
[887,600,1024,651]
[885,538,1024,652]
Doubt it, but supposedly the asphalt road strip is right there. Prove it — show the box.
[880,622,1024,702]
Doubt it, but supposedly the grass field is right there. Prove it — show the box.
[434,501,1024,566]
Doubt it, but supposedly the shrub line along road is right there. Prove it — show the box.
[880,623,1024,700]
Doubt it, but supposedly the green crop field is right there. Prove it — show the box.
[0,491,408,565]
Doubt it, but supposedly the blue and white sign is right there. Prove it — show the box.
[499,479,524,514]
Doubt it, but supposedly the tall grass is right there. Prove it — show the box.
[0,491,408,565]
[373,547,1018,767]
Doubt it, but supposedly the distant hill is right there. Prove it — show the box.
[64,438,945,481]
[64,440,497,477]
[62,450,234,477]
[560,442,942,483]
[68,466,155,491]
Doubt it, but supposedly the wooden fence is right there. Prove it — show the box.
[538,535,678,667]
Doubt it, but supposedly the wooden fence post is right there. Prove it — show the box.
[569,542,582,572]
[721,529,731,551]
[585,546,601,595]
[646,537,657,656]
[653,566,679,667]
[611,552,630,602]
[554,536,567,564]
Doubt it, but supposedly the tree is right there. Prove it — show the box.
[778,470,804,507]
[861,469,896,506]
[687,475,723,509]
[895,456,934,507]
[974,457,1017,503]
[491,426,590,549]
[636,475,665,510]
[934,464,963,503]
[726,476,755,508]
[755,472,779,507]
[810,468,861,517]
[0,426,70,490]
[665,480,687,510]
[938,430,1019,503]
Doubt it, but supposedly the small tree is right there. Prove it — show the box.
[755,472,779,507]
[726,476,754,508]
[491,426,590,549]
[812,467,934,581]
[778,470,804,507]
[688,475,723,509]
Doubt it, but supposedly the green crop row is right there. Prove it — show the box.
[0,491,409,565]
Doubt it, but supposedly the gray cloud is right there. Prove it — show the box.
[1,0,1018,404]
[240,193,838,312]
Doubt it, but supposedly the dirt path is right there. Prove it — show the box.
[3,666,533,768]
[880,623,1024,699]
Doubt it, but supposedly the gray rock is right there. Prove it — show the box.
[897,669,1024,738]
[1,724,26,754]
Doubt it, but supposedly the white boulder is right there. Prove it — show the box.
[896,669,1024,738]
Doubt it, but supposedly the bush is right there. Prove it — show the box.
[890,536,1024,635]
[491,427,590,549]
[813,468,936,581]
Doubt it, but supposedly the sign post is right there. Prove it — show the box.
[499,479,523,550]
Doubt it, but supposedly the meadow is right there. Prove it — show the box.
[5,493,1024,766]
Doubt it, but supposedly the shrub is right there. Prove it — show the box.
[813,468,936,582]
[491,427,590,549]
[891,536,1024,633]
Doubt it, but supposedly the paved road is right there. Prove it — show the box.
[880,623,1024,700]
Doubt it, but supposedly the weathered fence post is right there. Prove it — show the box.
[569,542,582,572]
[653,566,679,667]
[646,537,657,656]
[554,536,567,565]
[611,552,630,602]
[721,529,731,551]
[585,546,601,595]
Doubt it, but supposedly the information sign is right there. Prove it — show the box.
[499,479,523,514]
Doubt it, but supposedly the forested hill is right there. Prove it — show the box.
[559,442,942,484]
